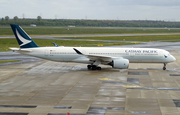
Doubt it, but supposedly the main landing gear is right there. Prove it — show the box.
[87,65,101,70]
[163,63,166,70]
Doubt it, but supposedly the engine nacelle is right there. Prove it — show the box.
[112,59,129,69]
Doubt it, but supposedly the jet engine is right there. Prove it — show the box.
[112,59,129,69]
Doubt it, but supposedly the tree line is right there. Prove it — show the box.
[1,16,180,27]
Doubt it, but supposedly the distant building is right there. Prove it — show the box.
[30,24,36,27]
[68,25,75,27]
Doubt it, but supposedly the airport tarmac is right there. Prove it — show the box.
[0,49,180,115]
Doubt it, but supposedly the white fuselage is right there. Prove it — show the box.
[10,24,176,70]
[16,47,176,65]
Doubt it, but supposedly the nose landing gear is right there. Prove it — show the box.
[163,63,166,70]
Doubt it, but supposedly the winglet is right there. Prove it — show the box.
[73,48,83,55]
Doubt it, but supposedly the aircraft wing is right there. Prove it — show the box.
[73,48,121,62]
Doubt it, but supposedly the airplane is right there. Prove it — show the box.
[9,24,176,70]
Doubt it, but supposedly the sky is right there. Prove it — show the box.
[0,0,180,21]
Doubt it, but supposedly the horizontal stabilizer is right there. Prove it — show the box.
[9,47,32,52]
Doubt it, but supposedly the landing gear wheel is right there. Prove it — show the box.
[87,65,92,70]
[92,65,97,70]
[163,63,167,70]
[163,67,166,70]
[97,67,101,70]
[87,65,102,70]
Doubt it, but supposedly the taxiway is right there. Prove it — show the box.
[0,49,180,115]
[1,39,180,115]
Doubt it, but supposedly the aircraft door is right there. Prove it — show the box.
[45,50,49,56]
[159,52,164,59]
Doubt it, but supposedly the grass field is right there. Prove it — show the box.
[58,35,180,42]
[1,27,180,52]
[1,35,180,51]
[0,26,180,35]
[0,60,21,64]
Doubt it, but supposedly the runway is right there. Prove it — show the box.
[0,49,180,115]
[1,32,180,39]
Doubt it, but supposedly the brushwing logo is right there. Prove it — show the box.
[16,29,31,46]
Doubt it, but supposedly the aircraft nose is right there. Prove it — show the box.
[171,55,176,61]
